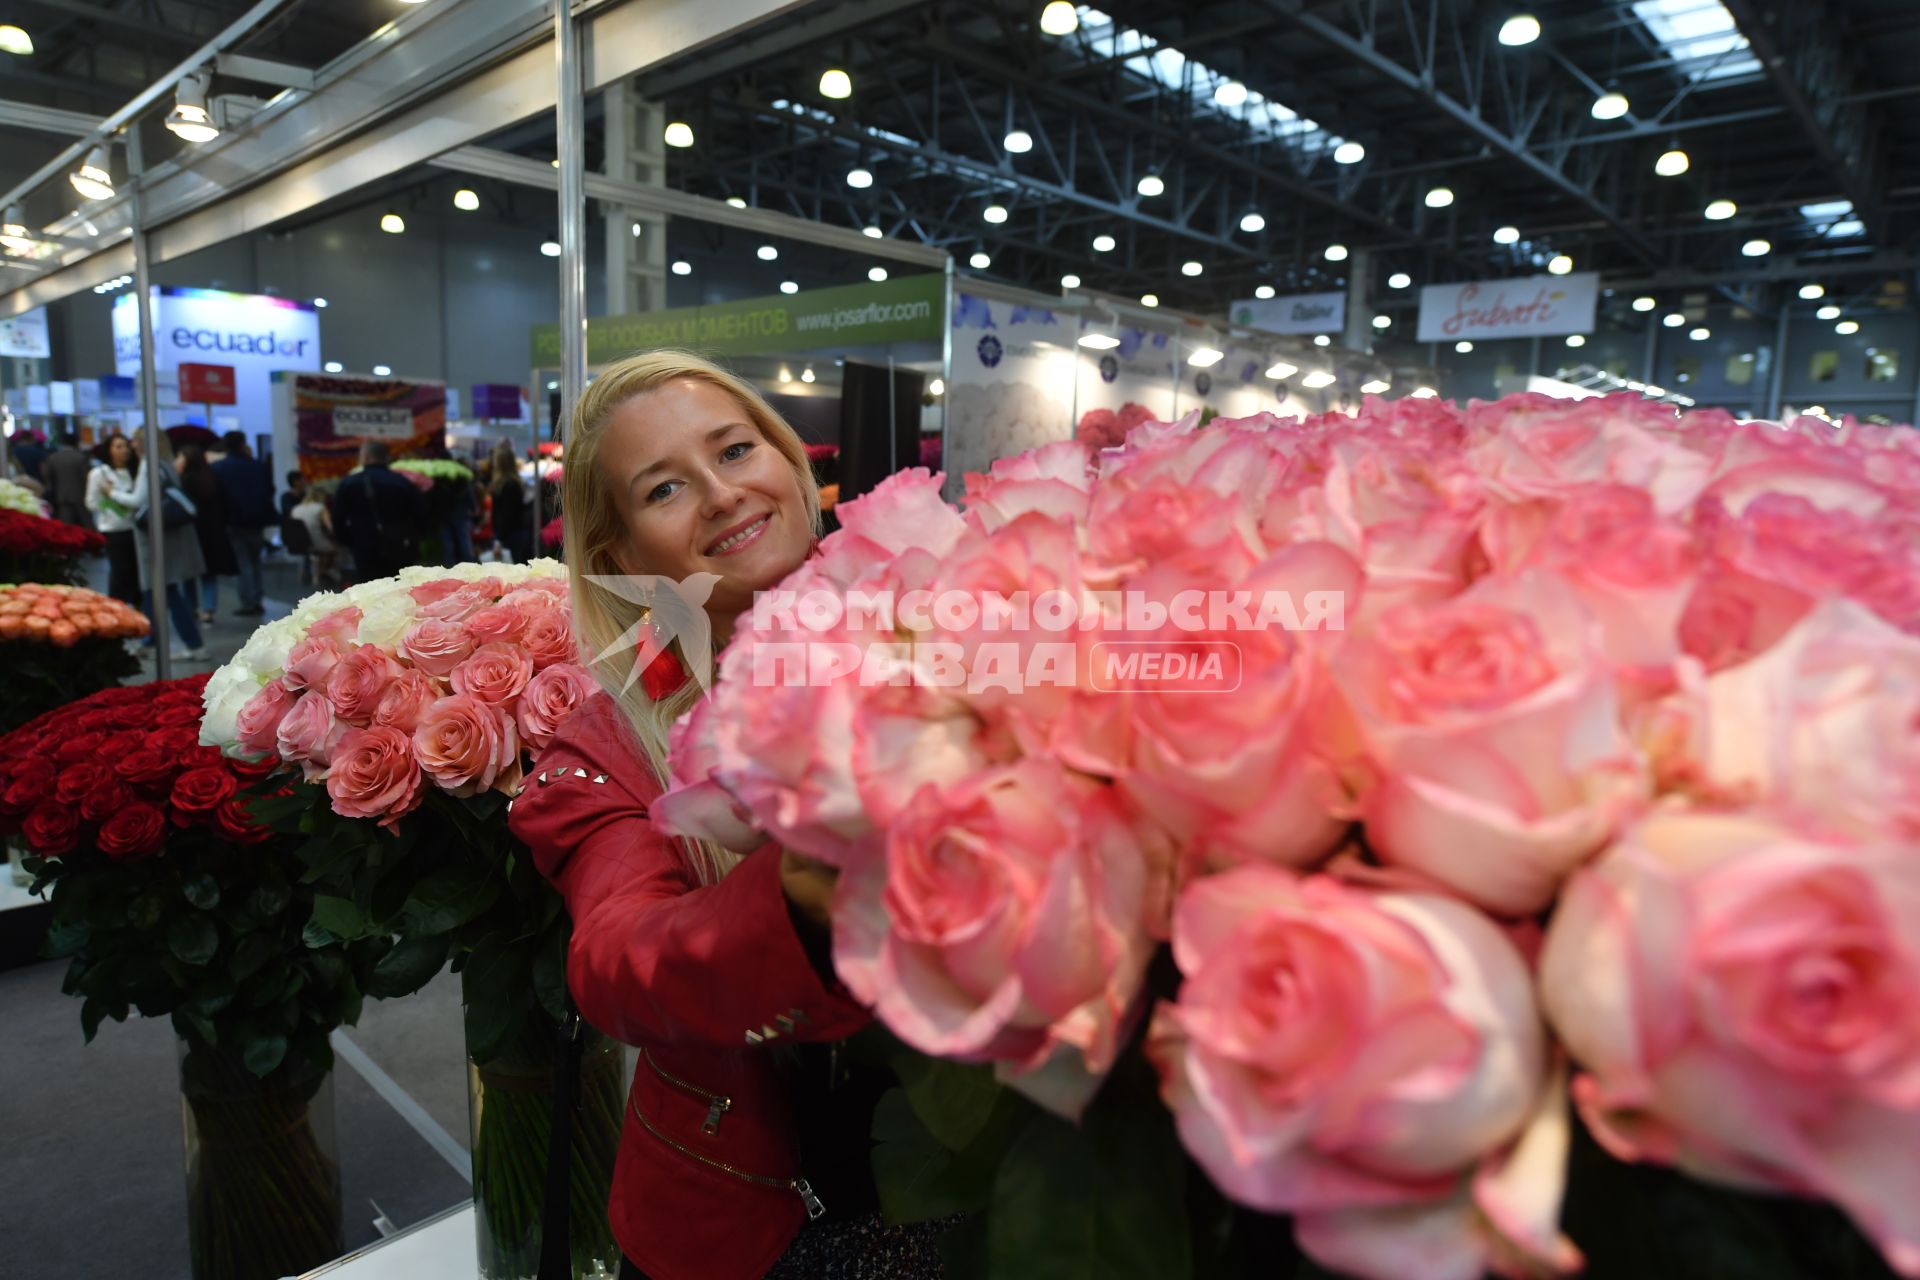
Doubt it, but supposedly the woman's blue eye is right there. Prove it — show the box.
[647,481,676,503]
[723,441,753,461]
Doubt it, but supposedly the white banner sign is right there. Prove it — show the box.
[113,287,322,436]
[332,405,415,439]
[0,307,50,358]
[1417,272,1598,342]
[1229,291,1346,336]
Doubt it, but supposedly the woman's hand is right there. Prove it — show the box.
[779,849,839,930]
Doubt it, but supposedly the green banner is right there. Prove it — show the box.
[531,272,945,367]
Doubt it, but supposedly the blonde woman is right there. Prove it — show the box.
[508,352,944,1280]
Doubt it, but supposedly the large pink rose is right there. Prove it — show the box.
[517,604,575,670]
[653,691,766,852]
[400,617,476,677]
[283,635,347,693]
[514,663,597,751]
[413,579,502,622]
[234,680,298,757]
[465,603,529,647]
[308,605,363,644]
[1149,866,1574,1280]
[325,725,422,826]
[961,440,1096,533]
[276,690,345,782]
[324,645,402,726]
[831,762,1156,1119]
[371,668,442,735]
[450,641,533,708]
[1540,809,1920,1277]
[413,693,520,796]
[831,466,969,559]
[1330,570,1648,915]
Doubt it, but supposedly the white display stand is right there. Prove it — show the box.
[298,1203,476,1280]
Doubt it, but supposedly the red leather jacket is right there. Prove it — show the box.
[508,692,870,1280]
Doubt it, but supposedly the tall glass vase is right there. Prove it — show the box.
[468,1018,625,1280]
[178,1037,344,1280]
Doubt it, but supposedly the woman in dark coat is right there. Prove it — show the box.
[177,443,237,622]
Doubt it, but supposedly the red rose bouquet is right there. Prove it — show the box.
[0,505,105,583]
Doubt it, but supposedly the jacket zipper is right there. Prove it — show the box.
[641,1047,732,1135]
[628,1093,826,1220]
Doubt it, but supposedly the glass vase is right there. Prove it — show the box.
[178,1037,344,1280]
[468,1019,625,1280]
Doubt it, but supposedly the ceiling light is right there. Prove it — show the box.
[1372,314,1391,329]
[631,222,643,237]
[1548,254,1573,275]
[1314,335,1331,347]
[1255,285,1276,299]
[1003,129,1033,154]
[1092,234,1116,252]
[929,378,945,396]
[1498,15,1541,46]
[372,364,392,376]
[819,69,852,100]
[1079,333,1122,350]
[312,297,327,308]
[1182,260,1203,277]
[862,225,883,238]
[1664,313,1686,327]
[1455,340,1474,353]
[1704,199,1737,221]
[1265,361,1297,379]
[1214,80,1248,108]
[778,366,792,383]
[165,72,219,143]
[1425,186,1454,209]
[800,366,816,383]
[540,240,561,256]
[453,188,480,211]
[1655,148,1689,177]
[1566,334,1586,347]
[983,204,1009,223]
[0,24,32,56]
[1591,92,1629,120]
[1302,369,1338,388]
[1361,378,1391,394]
[1632,295,1656,311]
[1141,293,1160,307]
[663,121,695,148]
[671,259,691,275]
[1493,225,1520,245]
[780,281,798,294]
[1137,174,1165,198]
[1388,272,1411,289]
[70,145,114,200]
[1741,238,1770,257]
[847,168,873,189]
[1690,327,1710,341]
[1325,243,1348,262]
[969,251,991,269]
[1188,347,1224,368]
[1040,1,1079,36]
[1836,319,1860,335]
[1412,386,1438,398]
[757,245,779,261]
[1,206,33,254]
[379,211,405,234]
[1061,273,1081,288]
[1816,304,1841,320]
[323,361,343,374]
[1239,211,1266,233]
[725,196,748,209]
[1799,283,1825,300]
[868,266,888,282]
[1333,141,1365,165]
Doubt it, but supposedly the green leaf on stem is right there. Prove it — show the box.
[128,891,166,931]
[180,1010,218,1046]
[81,997,109,1043]
[311,894,369,941]
[229,932,276,981]
[892,1052,1005,1152]
[871,1088,1017,1223]
[187,974,237,1018]
[461,938,527,1064]
[250,880,292,920]
[45,916,89,957]
[301,919,339,949]
[531,924,569,1023]
[367,933,453,999]
[242,1032,289,1077]
[167,914,219,966]
[400,862,501,935]
[181,873,221,911]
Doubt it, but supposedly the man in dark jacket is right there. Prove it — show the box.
[8,435,48,483]
[211,431,278,614]
[330,439,426,582]
[42,432,94,528]
[279,471,307,520]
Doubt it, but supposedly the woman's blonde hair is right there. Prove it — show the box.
[562,349,821,884]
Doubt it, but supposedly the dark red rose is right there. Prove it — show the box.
[54,763,110,805]
[151,702,204,729]
[96,802,166,861]
[114,747,176,791]
[53,733,107,765]
[213,795,270,845]
[148,726,201,758]
[21,804,80,856]
[229,754,286,782]
[170,766,237,824]
[186,745,225,771]
[80,779,133,825]
[100,730,146,758]
[0,764,56,818]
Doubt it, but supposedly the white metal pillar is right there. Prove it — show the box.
[128,129,171,679]
[602,81,668,318]
[1343,249,1372,352]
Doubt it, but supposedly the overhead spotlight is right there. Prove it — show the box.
[663,121,695,148]
[1741,238,1771,257]
[1664,312,1686,327]
[1061,273,1081,289]
[1182,260,1203,277]
[1455,340,1474,353]
[1412,386,1438,398]
[1039,1,1079,36]
[1324,243,1348,262]
[453,188,480,211]
[1591,92,1629,120]
[1424,186,1455,209]
[1360,378,1391,394]
[983,204,1009,223]
[778,366,792,383]
[1003,130,1033,154]
[969,251,991,269]
[1388,272,1411,289]
[1836,319,1860,335]
[1704,199,1737,221]
[1301,369,1338,389]
[1092,234,1116,252]
[1372,314,1391,330]
[725,196,748,208]
[1079,333,1122,350]
[1313,334,1331,347]
[1655,148,1689,176]
[1816,303,1841,320]
[868,266,888,282]
[1187,347,1225,368]
[861,225,884,239]
[1493,225,1520,245]
[1239,211,1266,233]
[757,244,779,261]
[372,364,392,376]
[1498,14,1541,46]
[312,297,328,308]
[1548,254,1573,275]
[1137,174,1165,198]
[671,259,691,275]
[165,71,219,143]
[379,211,405,234]
[1265,360,1297,379]
[1690,327,1711,341]
[1632,295,1656,311]
[1,205,34,254]
[540,240,561,256]
[1799,283,1825,300]
[1333,140,1365,165]
[1565,334,1586,347]
[0,24,33,56]
[323,361,344,374]
[928,378,945,396]
[780,281,799,294]
[1255,284,1276,299]
[631,222,643,237]
[847,167,873,189]
[1141,293,1160,307]
[819,69,853,100]
[1214,80,1248,108]
[800,365,816,383]
[69,145,114,200]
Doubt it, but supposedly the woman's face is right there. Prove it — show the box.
[107,437,131,468]
[599,377,810,621]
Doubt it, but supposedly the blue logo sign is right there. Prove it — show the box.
[977,334,1003,368]
[1099,354,1119,384]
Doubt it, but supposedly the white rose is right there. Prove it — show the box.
[199,662,265,750]
[354,588,419,649]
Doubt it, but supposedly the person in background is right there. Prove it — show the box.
[289,479,341,589]
[177,443,235,624]
[332,438,427,582]
[485,440,529,563]
[280,470,307,520]
[85,433,141,605]
[442,464,477,566]
[8,433,48,484]
[42,431,93,528]
[212,431,276,617]
[109,430,208,661]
